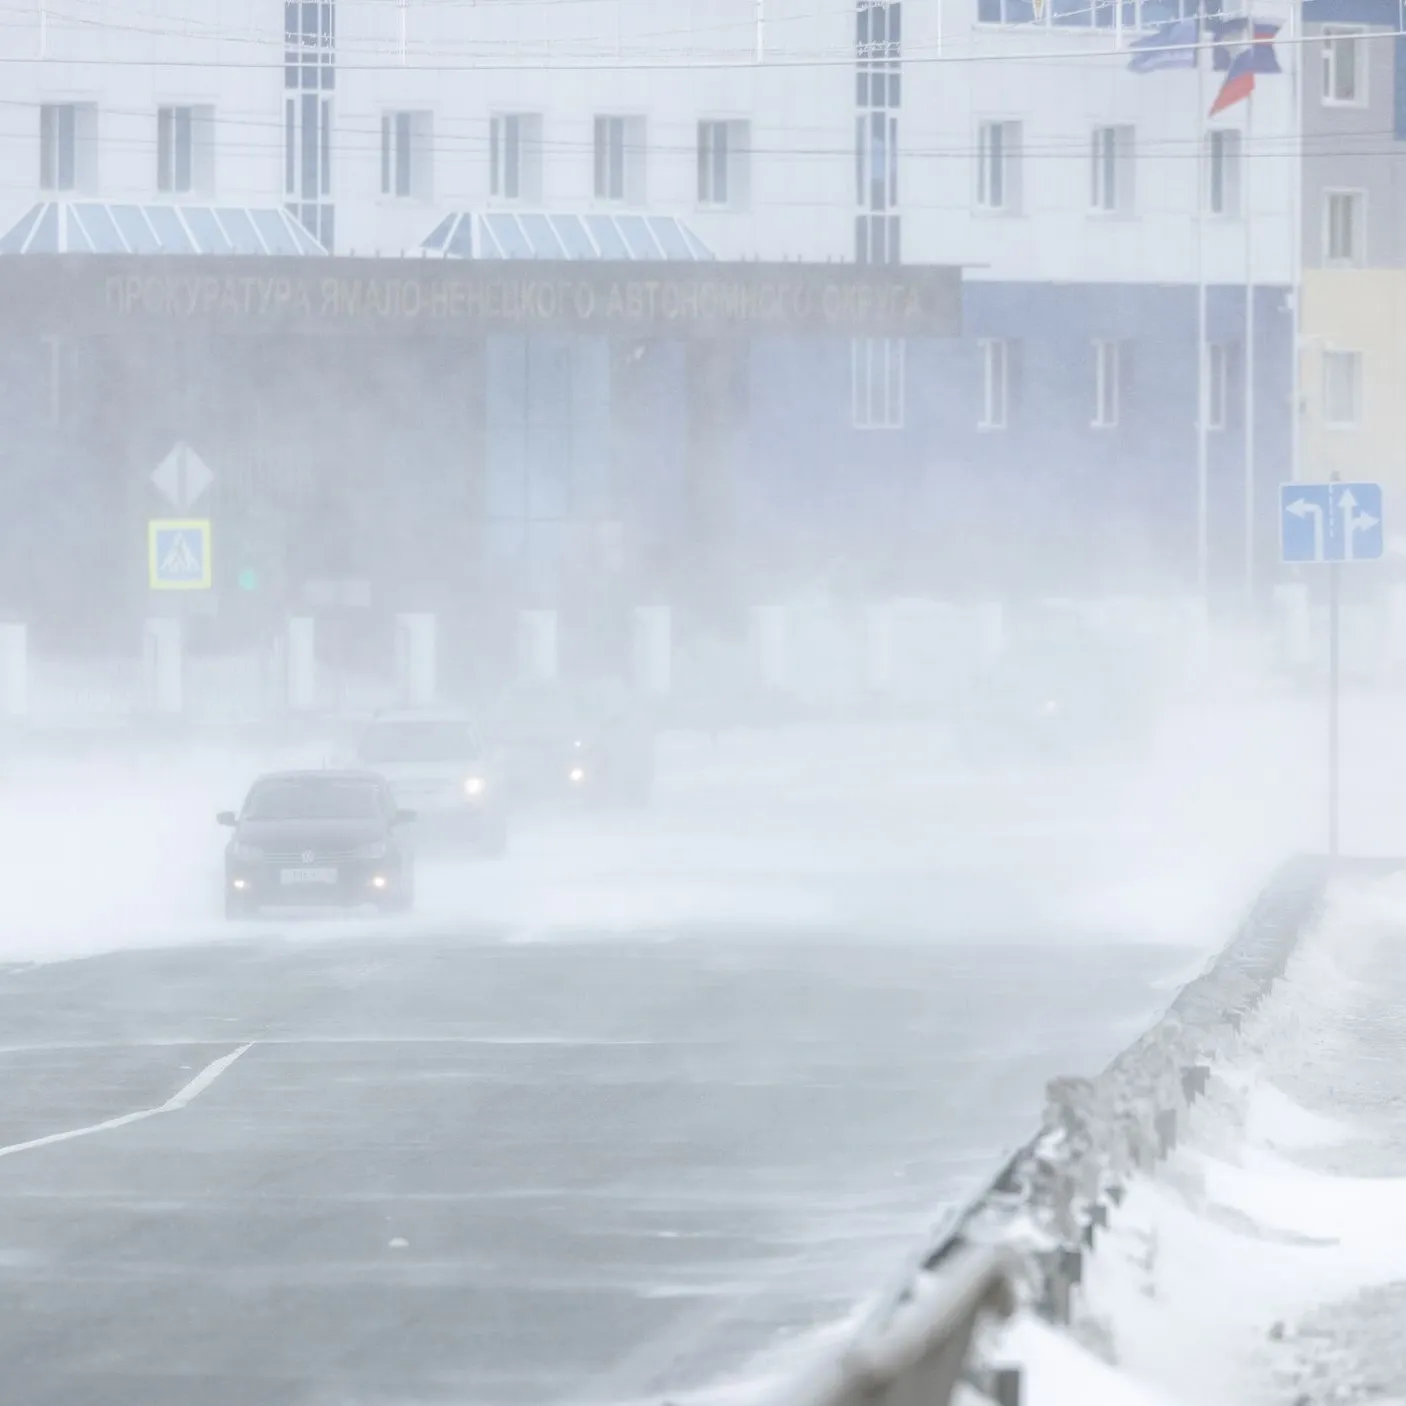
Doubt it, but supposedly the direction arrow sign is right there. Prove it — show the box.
[1280,481,1384,564]
[151,443,214,511]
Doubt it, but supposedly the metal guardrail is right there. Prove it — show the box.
[773,852,1355,1406]
[945,853,1335,1324]
[771,1244,1019,1406]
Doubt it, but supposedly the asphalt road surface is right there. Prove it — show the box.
[0,926,1193,1406]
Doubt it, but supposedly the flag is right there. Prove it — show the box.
[1209,17,1282,73]
[1127,17,1199,72]
[1208,18,1280,113]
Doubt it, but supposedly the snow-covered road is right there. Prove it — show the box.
[0,693,1398,1402]
[0,927,1187,1404]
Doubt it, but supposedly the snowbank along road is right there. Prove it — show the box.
[1013,868,1406,1406]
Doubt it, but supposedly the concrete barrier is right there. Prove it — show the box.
[287,617,317,712]
[142,618,182,716]
[632,606,672,698]
[518,610,558,684]
[395,612,438,706]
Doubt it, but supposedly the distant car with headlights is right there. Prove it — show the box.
[352,708,508,855]
[219,770,415,919]
[489,681,654,806]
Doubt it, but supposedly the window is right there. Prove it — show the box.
[1324,190,1365,266]
[1093,340,1123,428]
[286,93,333,247]
[1205,128,1240,216]
[284,0,335,250]
[856,1,902,109]
[40,104,76,191]
[855,214,900,265]
[380,110,431,199]
[156,105,213,195]
[40,103,95,192]
[594,115,645,204]
[158,106,192,193]
[1090,126,1134,214]
[1323,349,1362,427]
[490,113,542,202]
[979,340,1009,429]
[697,121,728,205]
[853,337,905,429]
[595,116,624,200]
[977,0,1037,22]
[977,120,1021,213]
[980,0,1207,27]
[856,110,899,213]
[855,2,900,263]
[1207,342,1230,431]
[1322,27,1365,105]
[381,111,410,197]
[697,119,751,208]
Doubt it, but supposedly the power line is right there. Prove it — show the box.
[0,11,1395,70]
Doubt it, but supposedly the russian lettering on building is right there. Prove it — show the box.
[100,270,941,332]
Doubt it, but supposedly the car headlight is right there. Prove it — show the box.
[464,776,486,797]
[350,841,388,860]
[568,766,586,783]
[1041,699,1061,716]
[229,841,261,862]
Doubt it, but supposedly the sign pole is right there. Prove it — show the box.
[1243,91,1257,601]
[1281,474,1383,865]
[1328,553,1340,859]
[1195,35,1209,594]
[1328,469,1342,860]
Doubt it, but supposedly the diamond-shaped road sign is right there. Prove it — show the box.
[1280,481,1385,564]
[151,442,214,512]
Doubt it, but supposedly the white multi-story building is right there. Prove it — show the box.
[0,1,1297,273]
[0,0,1303,643]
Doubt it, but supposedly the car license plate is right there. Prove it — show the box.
[280,867,337,885]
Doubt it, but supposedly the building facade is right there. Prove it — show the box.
[0,0,1302,650]
[1297,0,1406,563]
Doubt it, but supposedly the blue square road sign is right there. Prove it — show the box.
[149,519,212,590]
[1280,482,1384,564]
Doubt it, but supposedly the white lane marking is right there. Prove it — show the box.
[0,1043,253,1162]
[161,1043,252,1110]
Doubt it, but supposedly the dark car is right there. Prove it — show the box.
[489,682,655,806]
[218,770,416,919]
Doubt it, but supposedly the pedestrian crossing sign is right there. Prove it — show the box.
[149,519,212,590]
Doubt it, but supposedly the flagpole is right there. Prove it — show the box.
[1197,32,1209,596]
[1289,0,1303,489]
[1244,88,1256,602]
